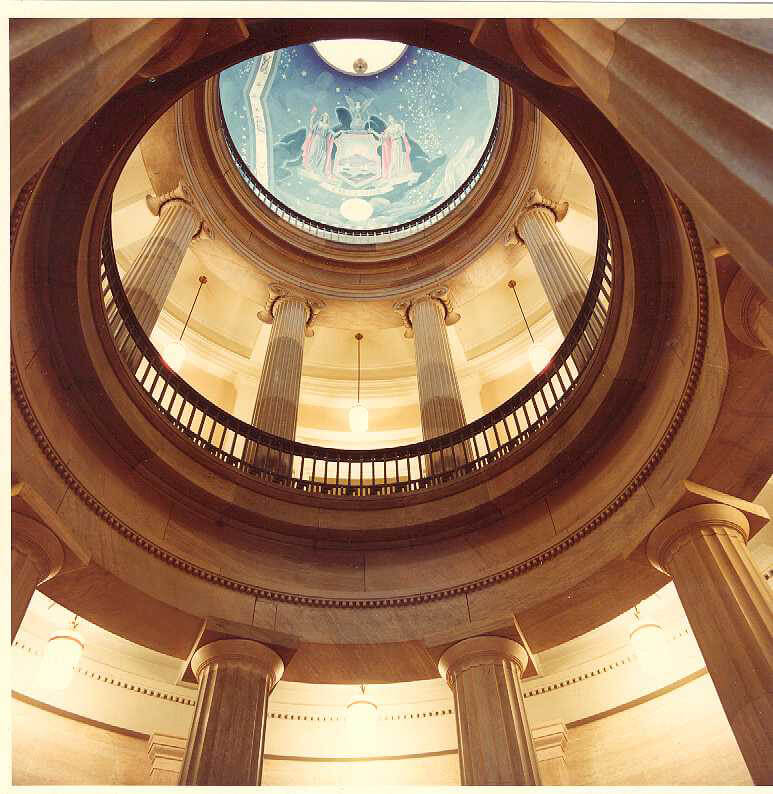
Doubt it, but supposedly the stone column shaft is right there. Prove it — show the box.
[516,202,588,340]
[648,504,773,784]
[11,514,64,641]
[10,19,182,199]
[439,637,541,786]
[410,297,467,442]
[122,188,202,339]
[514,19,773,300]
[179,639,283,786]
[252,296,308,442]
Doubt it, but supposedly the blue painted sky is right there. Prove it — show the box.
[220,43,499,231]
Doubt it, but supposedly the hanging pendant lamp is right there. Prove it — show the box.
[348,333,369,433]
[508,279,551,374]
[163,275,208,373]
[346,683,378,725]
[39,614,84,690]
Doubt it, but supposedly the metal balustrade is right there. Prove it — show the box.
[217,88,502,245]
[100,201,612,497]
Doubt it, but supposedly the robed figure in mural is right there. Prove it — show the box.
[301,107,334,176]
[380,115,412,180]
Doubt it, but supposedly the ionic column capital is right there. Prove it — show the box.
[11,512,65,584]
[393,286,460,339]
[646,503,751,575]
[724,268,771,351]
[438,635,529,687]
[257,283,325,338]
[506,188,569,247]
[145,180,212,241]
[191,638,284,690]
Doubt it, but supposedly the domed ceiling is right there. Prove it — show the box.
[219,41,500,235]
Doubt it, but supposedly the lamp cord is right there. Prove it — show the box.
[355,333,363,404]
[180,275,207,341]
[508,280,535,344]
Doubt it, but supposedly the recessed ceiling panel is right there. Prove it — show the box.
[219,42,500,235]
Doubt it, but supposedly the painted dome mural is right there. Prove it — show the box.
[219,41,500,235]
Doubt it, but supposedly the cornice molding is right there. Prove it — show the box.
[10,189,708,609]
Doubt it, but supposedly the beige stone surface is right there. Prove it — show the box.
[10,19,181,199]
[647,502,773,784]
[439,636,540,785]
[531,19,773,299]
[179,639,284,785]
[567,674,753,785]
[251,293,312,443]
[11,696,151,785]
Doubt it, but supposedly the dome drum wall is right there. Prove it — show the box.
[11,20,768,679]
[173,79,531,304]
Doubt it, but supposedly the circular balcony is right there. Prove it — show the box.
[11,19,729,662]
[100,202,613,498]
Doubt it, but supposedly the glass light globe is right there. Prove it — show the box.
[162,340,186,373]
[346,699,378,727]
[528,343,551,374]
[349,403,369,434]
[312,40,408,76]
[630,618,671,681]
[38,627,84,690]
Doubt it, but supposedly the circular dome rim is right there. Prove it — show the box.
[174,78,529,301]
[216,43,502,240]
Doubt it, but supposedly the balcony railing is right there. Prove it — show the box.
[217,84,502,245]
[100,202,612,498]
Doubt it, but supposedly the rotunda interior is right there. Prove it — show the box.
[9,17,773,787]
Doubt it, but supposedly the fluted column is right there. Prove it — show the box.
[647,504,773,784]
[439,636,541,786]
[724,267,773,355]
[507,20,773,300]
[11,513,64,642]
[251,284,323,442]
[508,189,590,347]
[121,181,207,340]
[395,286,466,438]
[178,639,284,786]
[10,19,182,199]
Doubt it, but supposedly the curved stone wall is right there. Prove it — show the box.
[10,19,771,680]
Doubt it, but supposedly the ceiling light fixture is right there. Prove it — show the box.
[348,333,369,434]
[629,600,671,681]
[346,684,378,726]
[163,275,207,374]
[312,40,408,76]
[508,279,551,374]
[38,615,84,691]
